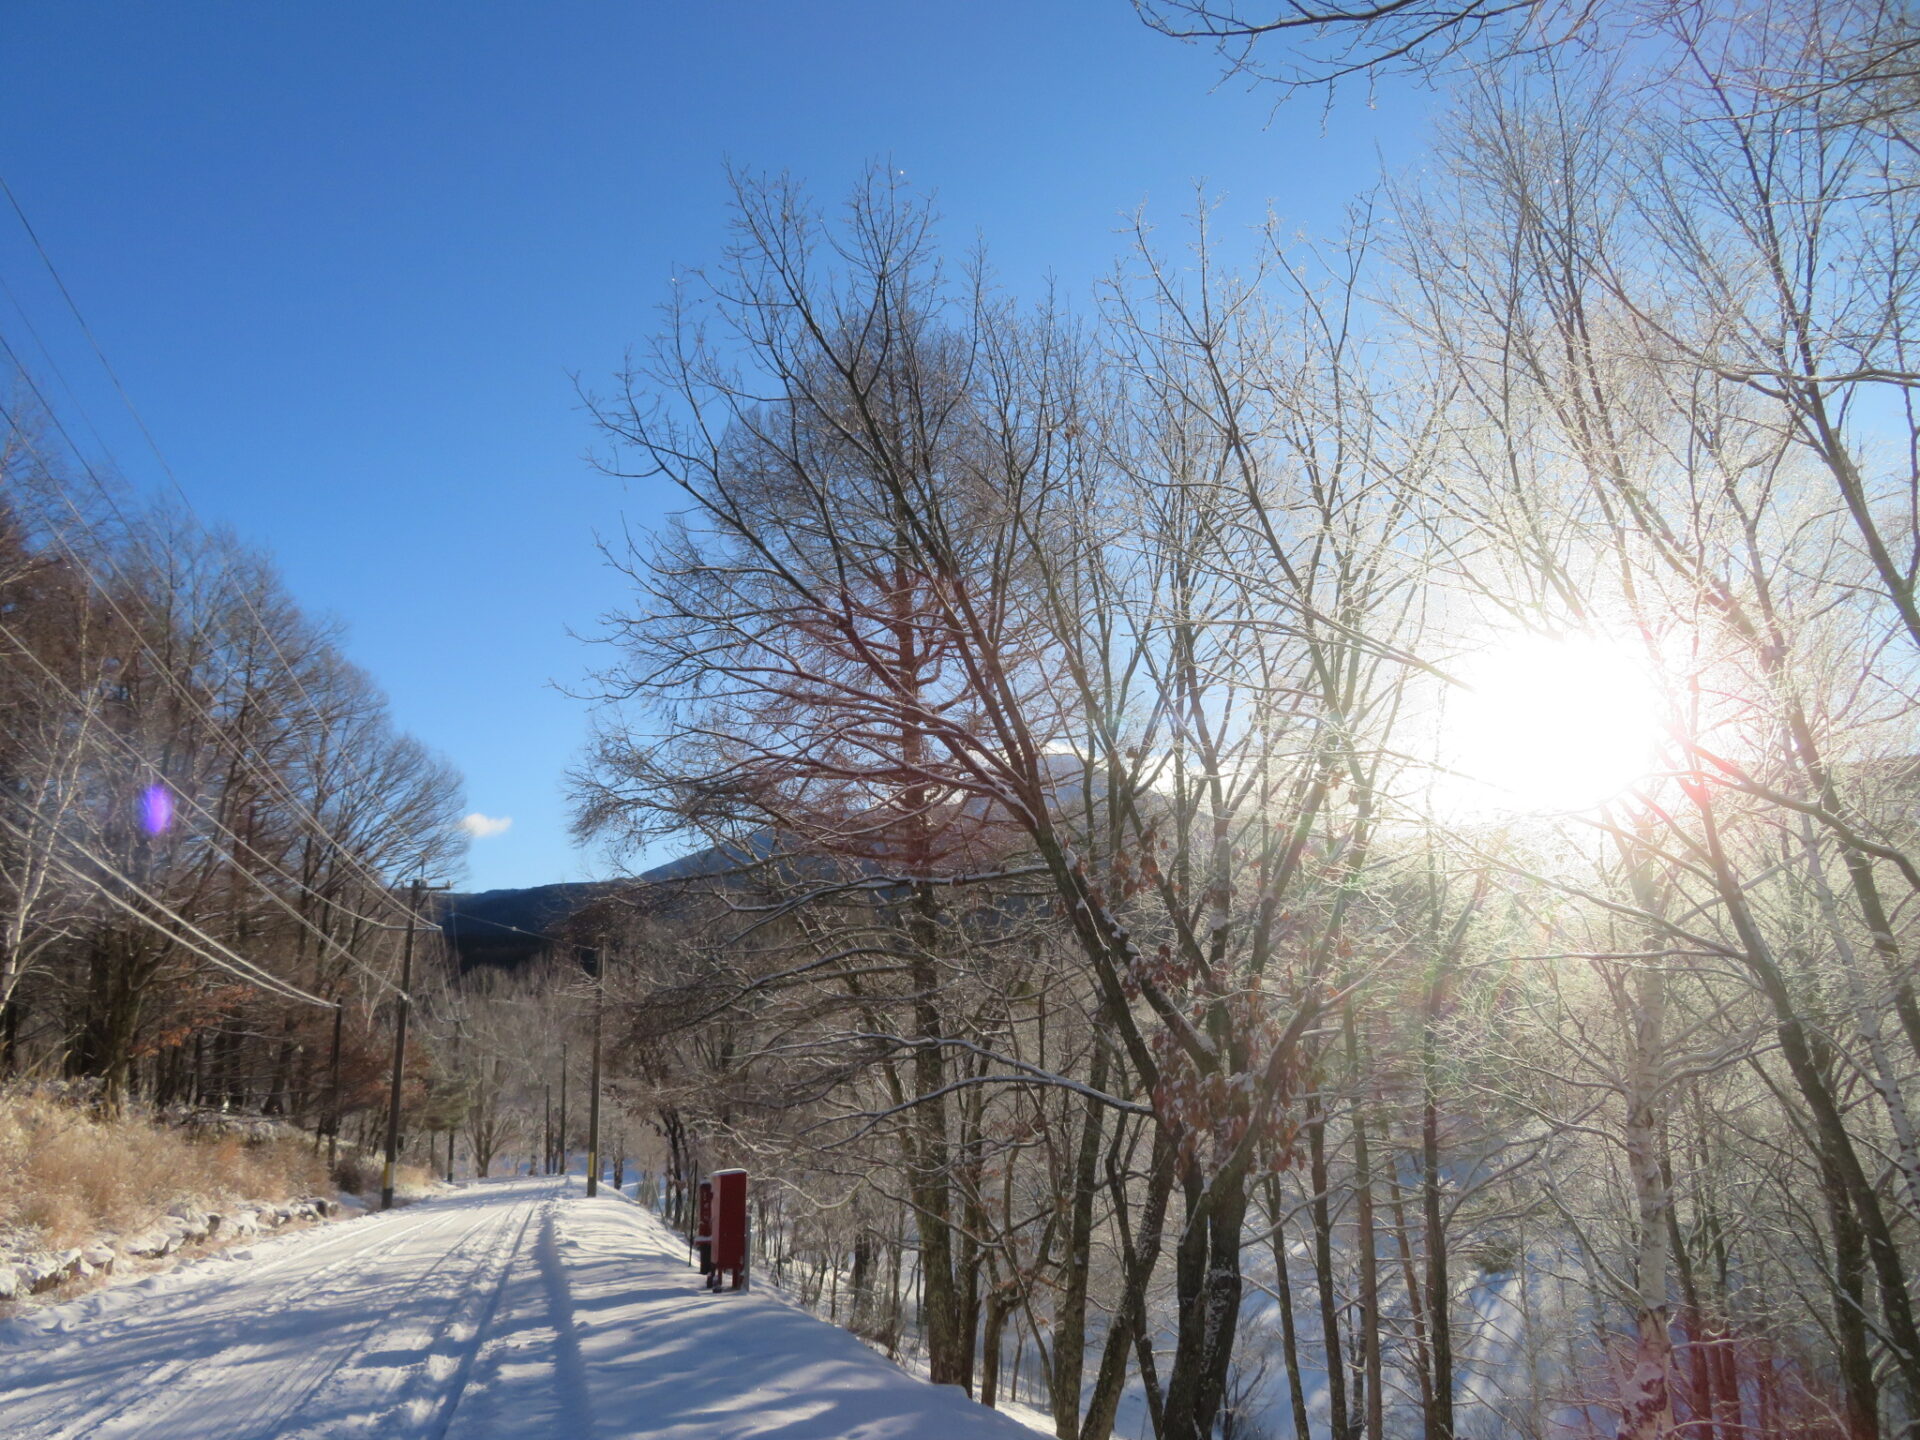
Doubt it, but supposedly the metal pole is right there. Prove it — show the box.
[380,877,423,1211]
[586,952,603,1198]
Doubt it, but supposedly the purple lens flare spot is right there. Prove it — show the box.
[140,784,174,836]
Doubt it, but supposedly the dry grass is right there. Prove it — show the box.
[0,1089,329,1249]
[390,1161,438,1201]
[330,1148,436,1201]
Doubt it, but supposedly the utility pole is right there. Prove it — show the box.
[325,1001,344,1169]
[543,1084,552,1174]
[447,1024,461,1184]
[557,1041,569,1179]
[586,945,603,1198]
[380,877,424,1211]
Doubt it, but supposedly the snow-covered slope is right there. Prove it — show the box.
[0,1174,1040,1439]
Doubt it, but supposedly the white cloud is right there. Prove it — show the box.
[459,812,513,839]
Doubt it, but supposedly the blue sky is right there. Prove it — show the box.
[1,2,1433,891]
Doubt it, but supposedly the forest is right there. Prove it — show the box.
[564,6,1920,1440]
[7,3,1920,1440]
[0,454,466,1140]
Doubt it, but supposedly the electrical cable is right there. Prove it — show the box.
[0,808,333,1007]
[0,359,446,935]
[0,178,454,921]
[0,377,446,934]
[0,612,436,1002]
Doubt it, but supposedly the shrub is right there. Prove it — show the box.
[329,1149,438,1202]
[0,1087,329,1249]
[330,1149,378,1196]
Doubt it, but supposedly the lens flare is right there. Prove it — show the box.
[140,783,175,836]
[1435,633,1666,816]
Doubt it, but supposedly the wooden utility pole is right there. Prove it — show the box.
[446,1023,461,1184]
[586,946,603,1198]
[325,1001,344,1169]
[380,877,425,1211]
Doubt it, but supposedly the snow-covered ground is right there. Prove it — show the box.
[0,1174,1042,1439]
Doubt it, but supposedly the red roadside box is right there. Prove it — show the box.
[711,1169,748,1291]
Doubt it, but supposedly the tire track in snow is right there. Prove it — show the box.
[421,1191,549,1440]
[10,1196,443,1352]
[244,1187,533,1439]
[80,1184,532,1440]
[5,1201,474,1440]
[7,1179,1051,1440]
[530,1199,597,1439]
[443,1189,600,1440]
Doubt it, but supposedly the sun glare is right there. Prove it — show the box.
[1435,633,1667,817]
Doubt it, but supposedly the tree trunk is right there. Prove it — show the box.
[1422,1048,1454,1440]
[0,995,19,1075]
[1346,1010,1383,1440]
[1619,956,1674,1440]
[906,922,965,1386]
[1817,1139,1880,1440]
[1263,1172,1314,1440]
[1160,1157,1250,1440]
[980,1288,1009,1409]
[1693,784,1920,1417]
[1386,1160,1435,1425]
[1084,1127,1175,1440]
[1308,1091,1351,1440]
[1050,1038,1109,1439]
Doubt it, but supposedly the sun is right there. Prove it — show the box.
[1433,632,1667,816]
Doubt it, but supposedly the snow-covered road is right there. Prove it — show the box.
[0,1176,1040,1440]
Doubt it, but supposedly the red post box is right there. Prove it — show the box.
[693,1178,714,1275]
[710,1168,748,1291]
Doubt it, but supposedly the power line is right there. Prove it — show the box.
[0,267,121,465]
[0,375,447,934]
[0,174,179,493]
[0,607,436,962]
[0,808,333,1008]
[0,613,429,975]
[0,188,457,927]
[0,179,477,1027]
[0,387,456,1011]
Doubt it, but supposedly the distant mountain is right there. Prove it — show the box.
[439,784,1062,975]
[435,881,620,974]
[434,841,767,974]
